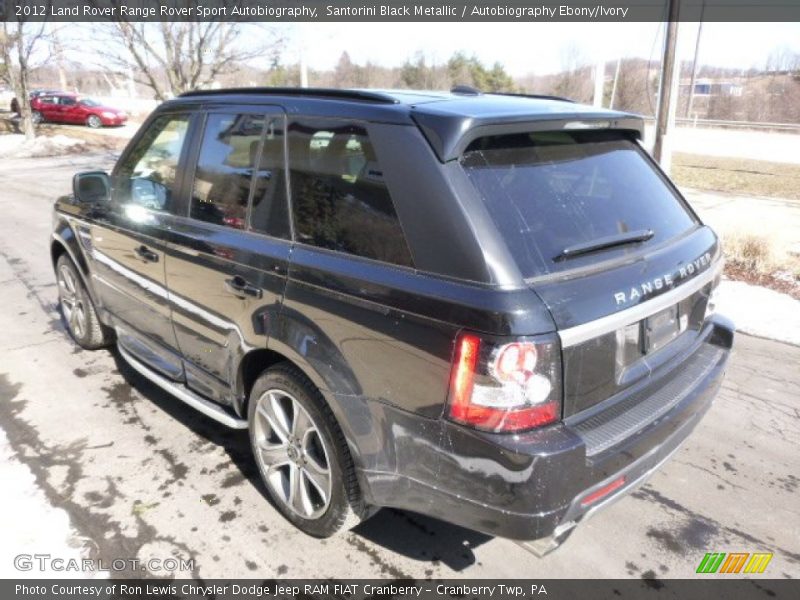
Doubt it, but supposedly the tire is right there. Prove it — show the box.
[56,254,112,350]
[31,111,42,125]
[248,363,365,537]
[86,115,102,128]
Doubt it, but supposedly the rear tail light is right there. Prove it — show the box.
[447,332,562,433]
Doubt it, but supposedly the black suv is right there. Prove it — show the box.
[51,87,733,550]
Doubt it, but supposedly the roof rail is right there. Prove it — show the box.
[178,87,400,104]
[490,92,576,103]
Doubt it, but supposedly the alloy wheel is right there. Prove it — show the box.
[58,264,86,340]
[253,389,332,519]
[87,115,102,128]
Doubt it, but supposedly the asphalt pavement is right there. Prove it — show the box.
[0,153,797,580]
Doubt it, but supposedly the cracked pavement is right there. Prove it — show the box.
[0,152,797,580]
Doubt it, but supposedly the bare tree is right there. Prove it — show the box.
[614,58,655,115]
[96,22,283,100]
[766,44,800,74]
[332,51,356,87]
[1,20,49,140]
[552,44,592,102]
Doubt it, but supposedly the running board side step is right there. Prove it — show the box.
[118,344,248,429]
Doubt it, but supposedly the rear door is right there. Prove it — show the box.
[37,96,60,122]
[58,96,81,123]
[90,111,195,378]
[164,108,292,405]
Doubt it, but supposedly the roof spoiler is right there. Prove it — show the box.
[411,112,646,162]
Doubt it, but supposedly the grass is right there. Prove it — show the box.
[722,232,776,272]
[672,153,800,201]
[718,229,800,298]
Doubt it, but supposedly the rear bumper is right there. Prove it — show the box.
[364,315,733,541]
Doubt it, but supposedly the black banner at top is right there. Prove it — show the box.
[3,0,800,22]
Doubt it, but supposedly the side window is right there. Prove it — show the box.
[287,120,413,267]
[190,113,264,230]
[250,117,290,239]
[115,113,190,214]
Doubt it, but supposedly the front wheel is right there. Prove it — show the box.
[56,255,112,349]
[86,115,102,128]
[31,111,42,125]
[248,364,365,537]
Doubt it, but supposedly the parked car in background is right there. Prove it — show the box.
[31,93,128,127]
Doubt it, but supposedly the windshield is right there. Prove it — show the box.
[79,98,101,107]
[460,130,697,278]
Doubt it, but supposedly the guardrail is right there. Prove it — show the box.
[642,116,800,133]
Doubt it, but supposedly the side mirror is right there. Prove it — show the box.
[73,171,110,204]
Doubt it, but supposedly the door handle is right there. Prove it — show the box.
[224,276,263,299]
[134,245,159,263]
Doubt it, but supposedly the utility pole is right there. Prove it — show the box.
[298,25,308,88]
[686,1,706,118]
[653,0,681,172]
[593,60,605,107]
[610,57,622,109]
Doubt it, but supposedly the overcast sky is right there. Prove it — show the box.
[287,21,800,76]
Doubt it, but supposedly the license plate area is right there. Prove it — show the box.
[644,304,682,353]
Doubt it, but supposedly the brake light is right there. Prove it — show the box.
[447,332,561,433]
[451,334,480,409]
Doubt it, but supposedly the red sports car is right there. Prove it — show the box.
[31,93,128,128]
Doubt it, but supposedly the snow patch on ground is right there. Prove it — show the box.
[716,279,800,347]
[0,134,86,158]
[0,429,102,579]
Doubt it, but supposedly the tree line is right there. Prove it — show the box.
[3,22,799,141]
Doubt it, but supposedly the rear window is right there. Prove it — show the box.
[460,130,697,277]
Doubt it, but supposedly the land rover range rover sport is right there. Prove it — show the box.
[51,87,734,549]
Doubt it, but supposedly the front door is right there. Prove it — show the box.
[90,112,195,378]
[164,109,292,405]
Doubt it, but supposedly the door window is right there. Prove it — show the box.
[114,113,190,215]
[250,117,290,239]
[287,120,413,267]
[190,113,265,230]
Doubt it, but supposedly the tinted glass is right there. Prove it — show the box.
[190,113,264,230]
[461,131,697,277]
[288,120,413,267]
[115,113,190,214]
[250,117,290,239]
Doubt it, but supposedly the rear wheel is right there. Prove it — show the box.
[31,111,42,125]
[248,364,364,537]
[56,255,111,349]
[86,115,102,129]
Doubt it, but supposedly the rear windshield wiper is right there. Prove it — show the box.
[554,229,655,261]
